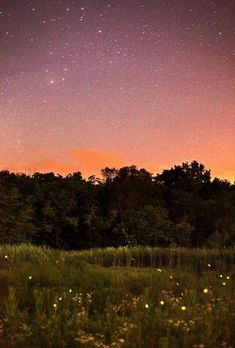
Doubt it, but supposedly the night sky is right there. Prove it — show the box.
[0,0,234,181]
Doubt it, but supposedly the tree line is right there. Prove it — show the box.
[0,161,234,249]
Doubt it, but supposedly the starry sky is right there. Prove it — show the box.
[0,0,234,181]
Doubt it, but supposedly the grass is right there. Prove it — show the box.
[0,244,234,348]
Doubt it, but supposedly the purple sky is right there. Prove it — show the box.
[0,0,234,180]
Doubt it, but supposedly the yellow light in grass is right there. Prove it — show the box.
[28,276,32,280]
[59,297,62,301]
[160,300,164,305]
[4,255,8,259]
[53,303,57,308]
[145,304,149,309]
[203,288,208,294]
[226,276,230,280]
[219,274,223,278]
[222,282,226,286]
[69,289,72,293]
[181,306,186,311]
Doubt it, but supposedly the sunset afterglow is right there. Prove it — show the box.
[0,0,234,181]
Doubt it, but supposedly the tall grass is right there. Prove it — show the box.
[75,246,235,272]
[0,244,234,347]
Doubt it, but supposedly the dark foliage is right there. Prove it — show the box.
[0,161,234,248]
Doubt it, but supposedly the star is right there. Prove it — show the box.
[0,0,233,182]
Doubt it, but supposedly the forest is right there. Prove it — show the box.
[0,161,234,249]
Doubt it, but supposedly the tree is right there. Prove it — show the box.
[174,220,195,246]
[156,161,211,190]
[0,187,35,243]
[0,161,234,249]
[120,205,172,246]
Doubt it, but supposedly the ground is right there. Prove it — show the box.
[0,245,234,347]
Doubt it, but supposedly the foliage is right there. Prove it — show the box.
[0,244,234,347]
[0,161,234,248]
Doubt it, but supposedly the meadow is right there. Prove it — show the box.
[0,244,234,348]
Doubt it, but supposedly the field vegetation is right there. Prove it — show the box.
[0,244,234,348]
[0,161,234,346]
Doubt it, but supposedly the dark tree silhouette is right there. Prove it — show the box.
[0,161,234,248]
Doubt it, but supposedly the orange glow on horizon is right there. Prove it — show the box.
[1,148,234,183]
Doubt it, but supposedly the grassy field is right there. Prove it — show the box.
[0,245,234,348]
